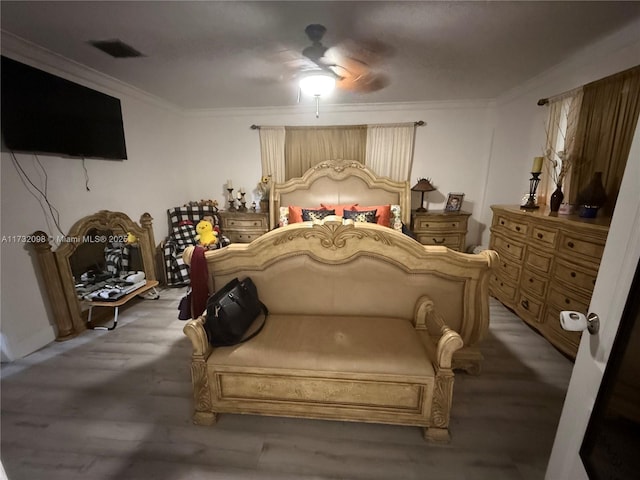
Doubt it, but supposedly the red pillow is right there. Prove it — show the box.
[320,203,358,216]
[352,204,391,227]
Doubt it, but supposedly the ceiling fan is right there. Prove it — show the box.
[297,24,391,94]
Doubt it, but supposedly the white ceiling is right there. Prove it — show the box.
[2,1,640,110]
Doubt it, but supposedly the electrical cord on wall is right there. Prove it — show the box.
[82,157,91,191]
[11,151,65,237]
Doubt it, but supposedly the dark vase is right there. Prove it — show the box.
[577,171,608,218]
[549,185,564,213]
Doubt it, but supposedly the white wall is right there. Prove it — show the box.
[0,41,187,360]
[480,17,640,245]
[183,100,495,245]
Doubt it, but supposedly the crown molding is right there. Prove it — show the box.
[1,30,181,114]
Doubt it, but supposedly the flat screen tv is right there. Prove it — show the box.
[1,56,127,160]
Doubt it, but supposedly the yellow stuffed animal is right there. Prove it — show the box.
[195,220,218,247]
[126,232,138,245]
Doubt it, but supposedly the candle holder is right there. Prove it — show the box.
[227,188,236,211]
[238,192,247,211]
[251,201,257,212]
[521,172,541,210]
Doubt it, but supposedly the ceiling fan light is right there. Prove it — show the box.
[299,74,336,97]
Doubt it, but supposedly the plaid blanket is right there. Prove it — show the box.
[163,206,229,286]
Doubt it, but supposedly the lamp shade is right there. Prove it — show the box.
[411,178,436,192]
[299,73,336,97]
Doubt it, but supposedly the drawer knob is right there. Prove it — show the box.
[568,241,575,248]
[521,299,529,310]
[571,272,577,278]
[506,244,510,249]
[451,223,456,227]
[515,226,521,232]
[433,238,445,244]
[565,298,571,304]
[500,220,505,225]
[529,278,534,283]
[426,223,430,227]
[253,222,258,226]
[537,233,543,239]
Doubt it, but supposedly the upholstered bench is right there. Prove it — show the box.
[183,219,496,442]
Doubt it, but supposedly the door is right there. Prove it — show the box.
[545,127,640,478]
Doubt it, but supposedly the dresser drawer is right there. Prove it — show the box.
[416,233,462,249]
[553,258,598,294]
[523,247,553,274]
[529,226,557,248]
[558,232,605,261]
[520,268,548,298]
[496,257,521,281]
[413,217,465,232]
[547,287,590,313]
[226,231,264,243]
[492,235,525,261]
[495,215,529,237]
[490,273,517,303]
[515,292,544,323]
[223,217,268,229]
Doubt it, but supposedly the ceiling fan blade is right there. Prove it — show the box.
[337,71,390,93]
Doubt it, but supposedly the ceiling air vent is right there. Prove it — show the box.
[89,39,144,58]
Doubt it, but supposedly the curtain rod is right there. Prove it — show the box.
[250,120,425,129]
[537,86,583,106]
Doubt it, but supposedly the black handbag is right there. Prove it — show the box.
[204,277,268,346]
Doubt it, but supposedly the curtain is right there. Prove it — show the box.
[541,90,583,205]
[284,125,366,179]
[365,123,417,181]
[258,126,286,184]
[570,65,640,213]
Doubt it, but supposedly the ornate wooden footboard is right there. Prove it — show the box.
[183,219,496,441]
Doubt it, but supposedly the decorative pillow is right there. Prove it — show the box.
[390,204,402,231]
[301,208,336,221]
[279,206,290,227]
[320,203,358,216]
[343,209,377,223]
[288,206,311,224]
[352,204,391,227]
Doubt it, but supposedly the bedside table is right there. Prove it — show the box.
[219,211,269,243]
[411,210,471,251]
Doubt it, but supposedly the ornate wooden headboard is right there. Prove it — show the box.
[269,160,411,229]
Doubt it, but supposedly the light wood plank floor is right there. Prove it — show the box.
[1,288,574,480]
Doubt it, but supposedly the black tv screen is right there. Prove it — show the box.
[1,56,127,160]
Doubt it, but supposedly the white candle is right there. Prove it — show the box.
[531,157,543,173]
[227,179,233,188]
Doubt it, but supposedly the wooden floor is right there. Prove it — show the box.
[1,288,574,480]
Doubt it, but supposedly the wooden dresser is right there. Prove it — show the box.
[411,210,471,252]
[489,205,610,358]
[219,211,269,243]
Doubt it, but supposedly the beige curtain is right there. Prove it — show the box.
[284,125,367,179]
[365,123,417,181]
[570,65,640,213]
[540,90,583,205]
[258,126,286,184]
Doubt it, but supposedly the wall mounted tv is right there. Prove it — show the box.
[1,56,127,160]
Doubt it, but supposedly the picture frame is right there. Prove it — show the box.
[445,192,465,212]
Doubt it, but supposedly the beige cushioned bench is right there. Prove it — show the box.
[183,219,496,442]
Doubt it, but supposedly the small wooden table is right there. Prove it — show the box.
[85,280,159,331]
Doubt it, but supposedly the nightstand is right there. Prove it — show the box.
[411,210,471,251]
[219,211,269,243]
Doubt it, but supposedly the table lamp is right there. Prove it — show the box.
[412,178,436,212]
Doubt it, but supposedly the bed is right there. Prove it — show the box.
[266,159,491,373]
[268,159,411,230]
